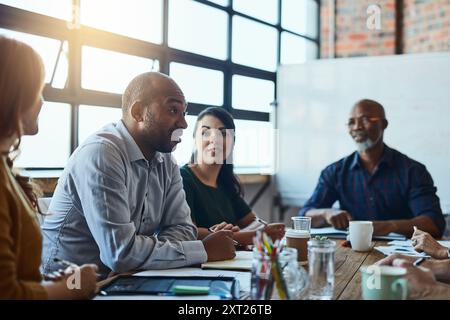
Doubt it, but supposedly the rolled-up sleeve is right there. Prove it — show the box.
[408,164,446,237]
[299,166,339,216]
[157,164,207,266]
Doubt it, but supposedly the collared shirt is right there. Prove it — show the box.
[41,120,207,278]
[299,145,446,236]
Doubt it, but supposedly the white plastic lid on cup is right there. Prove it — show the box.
[285,229,310,238]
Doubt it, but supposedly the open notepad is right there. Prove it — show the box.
[201,251,253,271]
[375,240,450,257]
[388,239,450,248]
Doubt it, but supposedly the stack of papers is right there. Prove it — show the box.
[310,227,406,241]
[374,240,450,257]
[311,227,347,237]
[374,245,429,257]
[388,240,450,248]
[201,251,253,271]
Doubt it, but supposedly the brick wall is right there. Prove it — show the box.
[403,0,450,53]
[321,0,450,58]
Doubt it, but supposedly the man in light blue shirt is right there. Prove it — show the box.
[41,72,236,278]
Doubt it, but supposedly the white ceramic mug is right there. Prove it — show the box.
[349,221,373,251]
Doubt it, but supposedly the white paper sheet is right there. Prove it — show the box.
[374,245,429,257]
[201,251,253,271]
[388,240,450,248]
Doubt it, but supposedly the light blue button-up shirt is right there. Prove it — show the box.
[41,120,207,277]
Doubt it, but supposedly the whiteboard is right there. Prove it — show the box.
[276,53,450,212]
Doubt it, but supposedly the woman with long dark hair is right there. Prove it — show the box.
[0,36,97,299]
[180,107,285,245]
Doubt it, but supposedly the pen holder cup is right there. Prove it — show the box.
[250,247,308,300]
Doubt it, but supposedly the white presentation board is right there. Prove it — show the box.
[277,52,450,211]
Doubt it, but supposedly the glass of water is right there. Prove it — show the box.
[307,238,336,300]
[291,216,311,232]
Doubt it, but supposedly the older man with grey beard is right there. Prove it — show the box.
[298,99,445,238]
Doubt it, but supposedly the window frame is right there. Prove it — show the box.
[0,0,320,170]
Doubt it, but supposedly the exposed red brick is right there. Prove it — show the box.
[349,33,369,41]
[320,0,450,58]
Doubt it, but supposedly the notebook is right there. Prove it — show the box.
[310,227,406,241]
[201,251,253,271]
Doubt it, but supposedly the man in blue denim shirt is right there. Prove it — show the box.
[41,72,236,278]
[299,99,445,238]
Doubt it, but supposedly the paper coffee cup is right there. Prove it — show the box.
[285,229,310,262]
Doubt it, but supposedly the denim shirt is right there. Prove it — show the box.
[299,145,446,236]
[41,120,206,277]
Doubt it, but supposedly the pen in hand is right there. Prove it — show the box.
[256,217,269,227]
[413,256,427,267]
[208,227,240,246]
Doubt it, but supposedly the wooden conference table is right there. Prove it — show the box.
[330,239,386,300]
[97,239,386,300]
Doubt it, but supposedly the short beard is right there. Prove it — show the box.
[143,108,171,153]
[355,138,376,152]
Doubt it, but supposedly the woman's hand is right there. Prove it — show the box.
[63,264,99,299]
[210,221,240,232]
[376,253,440,299]
[412,228,449,259]
[43,264,98,299]
[263,223,285,241]
[389,257,440,299]
[43,269,66,282]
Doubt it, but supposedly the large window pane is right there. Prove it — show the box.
[232,16,277,72]
[233,119,274,173]
[82,46,158,94]
[281,0,318,38]
[80,0,162,44]
[169,0,227,60]
[78,105,122,144]
[281,32,318,64]
[170,63,223,106]
[233,0,278,24]
[0,0,72,20]
[232,75,274,112]
[0,28,68,88]
[15,102,71,168]
[171,115,197,166]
